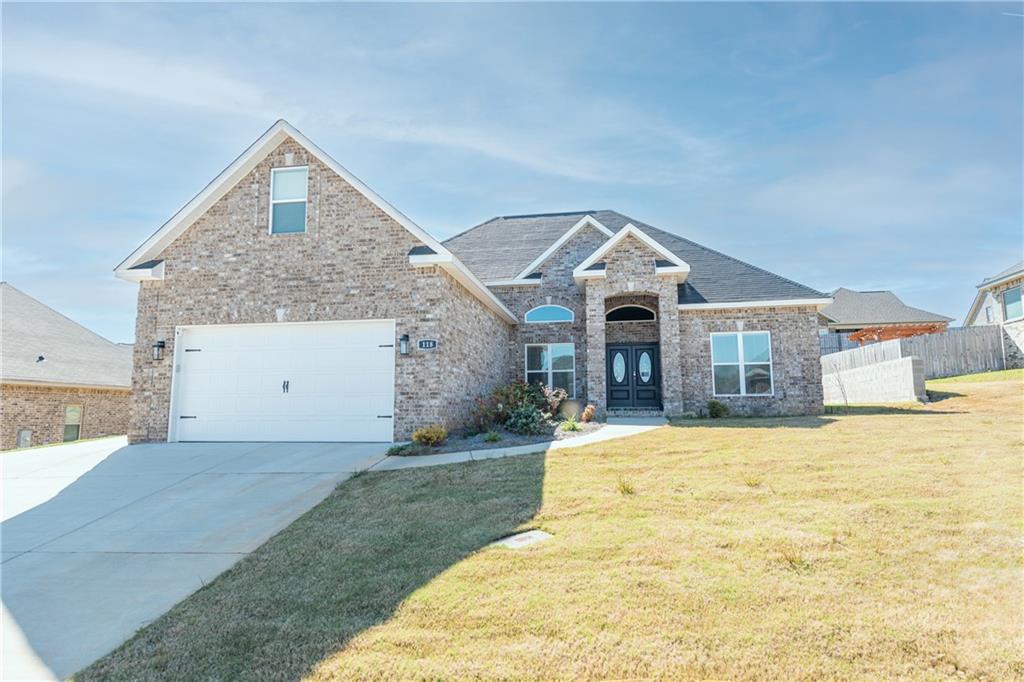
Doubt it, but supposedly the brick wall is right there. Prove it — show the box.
[678,306,824,415]
[1,383,130,450]
[988,276,1024,369]
[490,224,607,401]
[129,137,511,442]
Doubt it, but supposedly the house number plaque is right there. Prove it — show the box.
[418,339,438,350]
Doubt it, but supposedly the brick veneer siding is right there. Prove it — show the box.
[678,306,824,415]
[490,224,608,401]
[605,293,660,344]
[988,276,1024,369]
[583,235,684,416]
[1,383,130,450]
[129,137,511,442]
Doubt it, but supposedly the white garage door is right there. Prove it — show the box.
[170,321,396,442]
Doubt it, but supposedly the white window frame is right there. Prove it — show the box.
[1002,285,1023,322]
[524,343,576,398]
[710,331,774,397]
[985,306,993,323]
[268,166,309,234]
[63,404,84,442]
[524,305,574,324]
[605,304,657,323]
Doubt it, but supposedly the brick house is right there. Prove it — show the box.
[818,287,951,347]
[964,260,1024,368]
[0,283,132,450]
[116,120,832,444]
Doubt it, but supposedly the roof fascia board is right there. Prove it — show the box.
[573,223,690,281]
[679,297,833,311]
[485,279,543,287]
[963,290,987,326]
[513,215,614,280]
[115,261,165,283]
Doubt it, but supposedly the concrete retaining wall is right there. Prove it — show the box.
[822,356,926,404]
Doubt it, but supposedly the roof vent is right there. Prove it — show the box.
[36,355,45,363]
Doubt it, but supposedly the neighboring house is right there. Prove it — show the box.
[819,288,951,345]
[114,120,832,444]
[0,283,132,450]
[964,260,1024,368]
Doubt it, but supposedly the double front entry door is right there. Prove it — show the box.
[606,344,661,409]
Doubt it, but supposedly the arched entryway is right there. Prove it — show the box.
[604,294,662,409]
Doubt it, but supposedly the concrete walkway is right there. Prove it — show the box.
[371,418,665,471]
[1,437,389,681]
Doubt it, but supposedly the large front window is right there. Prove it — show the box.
[711,332,773,396]
[525,343,575,397]
[270,167,308,234]
[1003,285,1022,322]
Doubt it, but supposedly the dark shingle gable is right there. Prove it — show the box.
[444,210,827,304]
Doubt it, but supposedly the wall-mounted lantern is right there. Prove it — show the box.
[152,340,166,361]
[399,334,410,355]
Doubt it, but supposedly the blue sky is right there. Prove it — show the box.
[3,2,1021,342]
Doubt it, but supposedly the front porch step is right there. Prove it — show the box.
[607,408,664,418]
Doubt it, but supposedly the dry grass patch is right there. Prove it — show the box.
[78,376,1023,680]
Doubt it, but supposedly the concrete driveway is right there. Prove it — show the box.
[1,436,389,680]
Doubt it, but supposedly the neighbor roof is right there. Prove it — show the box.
[444,210,828,304]
[978,260,1024,289]
[819,288,952,326]
[1,283,133,388]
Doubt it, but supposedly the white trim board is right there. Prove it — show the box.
[573,223,690,282]
[514,215,614,280]
[114,119,516,325]
[678,297,833,311]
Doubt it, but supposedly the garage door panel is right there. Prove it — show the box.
[172,321,395,442]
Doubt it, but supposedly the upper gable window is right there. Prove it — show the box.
[524,305,574,323]
[270,167,308,234]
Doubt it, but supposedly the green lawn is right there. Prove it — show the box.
[78,375,1023,681]
[928,367,1023,384]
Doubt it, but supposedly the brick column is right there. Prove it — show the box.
[585,279,607,415]
[658,280,684,416]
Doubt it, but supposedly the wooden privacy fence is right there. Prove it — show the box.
[820,326,1004,380]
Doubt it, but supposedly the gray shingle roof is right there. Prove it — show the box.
[979,260,1024,288]
[1,283,133,388]
[819,288,952,326]
[443,209,827,304]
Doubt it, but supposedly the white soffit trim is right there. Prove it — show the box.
[978,269,1024,292]
[118,261,165,282]
[513,215,614,280]
[484,279,543,287]
[114,119,516,324]
[572,223,690,281]
[963,290,987,326]
[678,297,833,311]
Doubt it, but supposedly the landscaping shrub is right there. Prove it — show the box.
[483,430,502,443]
[505,405,547,435]
[561,413,582,432]
[535,383,568,416]
[580,404,596,423]
[707,400,730,419]
[412,424,448,446]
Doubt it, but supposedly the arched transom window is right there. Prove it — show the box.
[525,305,574,323]
[606,305,656,322]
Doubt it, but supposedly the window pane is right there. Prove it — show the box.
[525,371,547,388]
[552,371,574,396]
[271,202,306,233]
[63,424,80,442]
[272,168,307,200]
[526,346,547,371]
[711,334,739,363]
[525,305,572,323]
[744,364,772,394]
[713,365,741,395]
[742,332,771,363]
[1004,286,1023,320]
[550,343,574,371]
[65,405,82,425]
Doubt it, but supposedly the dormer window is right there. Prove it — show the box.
[270,167,308,234]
